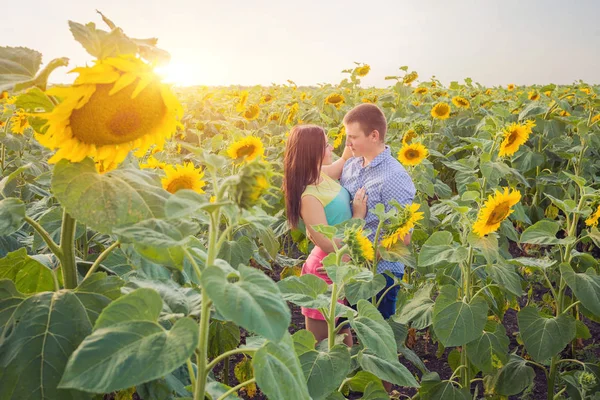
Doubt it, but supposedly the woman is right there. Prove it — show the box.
[283,124,367,346]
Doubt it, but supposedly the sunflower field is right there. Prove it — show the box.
[1,14,600,400]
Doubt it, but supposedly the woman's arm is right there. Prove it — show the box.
[322,146,353,180]
[300,195,341,253]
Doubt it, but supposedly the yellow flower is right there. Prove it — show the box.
[398,143,428,166]
[268,113,280,122]
[473,188,521,237]
[485,89,494,95]
[381,204,423,248]
[260,94,273,104]
[401,129,417,145]
[333,126,345,149]
[161,163,206,194]
[580,88,591,95]
[227,136,264,163]
[9,109,30,134]
[498,121,534,157]
[236,91,248,112]
[507,84,515,91]
[452,96,470,109]
[0,91,8,100]
[0,120,4,129]
[585,205,600,227]
[403,71,418,85]
[344,227,374,264]
[325,93,345,109]
[232,161,272,208]
[300,92,308,100]
[414,87,428,95]
[591,114,600,124]
[559,110,571,117]
[140,156,167,170]
[286,103,299,125]
[243,104,260,121]
[34,55,182,171]
[412,101,421,107]
[431,102,451,119]
[355,65,371,77]
[544,90,552,96]
[528,90,540,101]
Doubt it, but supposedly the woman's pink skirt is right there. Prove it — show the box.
[300,246,346,321]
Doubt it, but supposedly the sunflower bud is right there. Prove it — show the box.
[231,160,272,209]
[343,226,374,265]
[577,371,597,390]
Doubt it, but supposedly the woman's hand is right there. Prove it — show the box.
[352,187,368,219]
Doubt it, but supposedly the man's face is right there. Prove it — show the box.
[344,121,379,157]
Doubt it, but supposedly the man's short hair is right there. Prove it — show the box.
[343,103,387,142]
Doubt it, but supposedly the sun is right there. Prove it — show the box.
[155,61,199,87]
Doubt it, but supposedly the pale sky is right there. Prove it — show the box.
[3,0,599,88]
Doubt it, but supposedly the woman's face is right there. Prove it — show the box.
[322,132,333,166]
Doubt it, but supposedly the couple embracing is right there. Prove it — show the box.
[283,103,416,345]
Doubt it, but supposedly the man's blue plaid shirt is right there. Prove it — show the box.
[340,146,416,276]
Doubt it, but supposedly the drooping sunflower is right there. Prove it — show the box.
[452,96,470,109]
[344,227,374,264]
[559,110,571,117]
[332,126,345,149]
[286,103,299,125]
[580,87,591,95]
[34,55,182,171]
[431,102,451,119]
[398,143,428,166]
[243,104,260,121]
[232,160,272,208]
[268,113,280,122]
[227,136,264,163]
[585,205,600,227]
[498,121,534,157]
[507,84,515,91]
[355,65,371,77]
[473,188,521,237]
[236,91,248,112]
[0,91,8,100]
[402,129,417,145]
[325,93,345,109]
[414,87,428,95]
[485,89,494,95]
[161,163,206,194]
[381,203,424,248]
[411,101,421,107]
[403,71,418,85]
[260,94,274,104]
[590,114,600,125]
[528,90,540,101]
[9,109,30,134]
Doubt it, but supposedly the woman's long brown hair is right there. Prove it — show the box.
[283,125,326,228]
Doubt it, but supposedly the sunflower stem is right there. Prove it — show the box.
[82,240,120,282]
[59,209,78,289]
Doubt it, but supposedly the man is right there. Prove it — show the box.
[340,103,416,319]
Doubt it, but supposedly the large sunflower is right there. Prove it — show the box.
[398,143,428,166]
[355,65,371,77]
[507,84,515,91]
[431,102,451,119]
[473,188,521,237]
[498,121,534,157]
[161,163,206,194]
[452,96,470,109]
[414,87,428,95]
[585,205,600,227]
[227,136,264,163]
[140,155,167,170]
[381,204,423,248]
[243,104,260,121]
[325,93,345,109]
[35,55,182,171]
